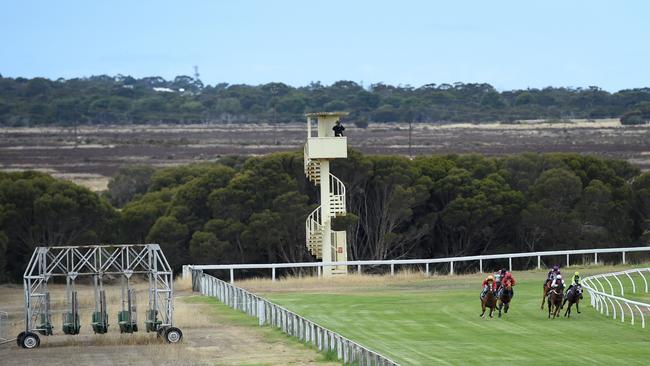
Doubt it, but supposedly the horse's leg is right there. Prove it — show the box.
[541,289,547,310]
[564,301,570,317]
[576,301,581,314]
[548,298,552,318]
[480,302,486,317]
[505,301,509,313]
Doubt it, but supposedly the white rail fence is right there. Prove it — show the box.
[582,268,650,328]
[191,270,400,366]
[184,246,650,284]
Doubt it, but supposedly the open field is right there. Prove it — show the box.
[1,119,649,191]
[238,265,650,365]
[0,279,338,365]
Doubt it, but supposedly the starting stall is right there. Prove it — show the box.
[18,244,182,349]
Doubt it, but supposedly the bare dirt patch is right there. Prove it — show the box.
[0,280,338,365]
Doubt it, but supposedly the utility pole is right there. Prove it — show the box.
[271,86,278,145]
[408,118,413,159]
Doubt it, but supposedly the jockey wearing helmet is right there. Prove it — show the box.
[495,268,507,288]
[566,271,583,299]
[498,271,517,298]
[550,273,565,289]
[481,275,496,299]
[545,265,561,287]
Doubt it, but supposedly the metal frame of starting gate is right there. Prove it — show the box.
[23,244,175,334]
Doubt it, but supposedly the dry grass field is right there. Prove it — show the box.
[1,119,649,191]
[0,278,338,365]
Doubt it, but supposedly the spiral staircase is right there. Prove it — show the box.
[303,112,349,277]
[304,156,346,258]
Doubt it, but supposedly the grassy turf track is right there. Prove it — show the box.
[258,266,650,365]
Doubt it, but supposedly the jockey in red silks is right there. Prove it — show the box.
[480,275,497,299]
[499,272,516,298]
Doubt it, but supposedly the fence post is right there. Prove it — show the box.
[450,261,454,275]
[425,263,429,276]
[272,267,276,282]
[230,268,234,284]
[537,255,541,269]
[390,263,395,276]
[508,257,512,271]
[317,266,321,277]
[358,264,362,274]
[566,254,570,267]
[479,259,483,273]
[622,251,626,264]
[258,300,265,326]
[595,252,598,265]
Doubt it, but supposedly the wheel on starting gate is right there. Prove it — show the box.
[20,332,40,349]
[164,327,183,343]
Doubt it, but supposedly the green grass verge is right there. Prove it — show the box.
[261,266,650,366]
[182,296,339,364]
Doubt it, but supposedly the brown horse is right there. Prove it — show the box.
[497,284,512,318]
[547,286,564,319]
[563,285,582,317]
[480,289,497,318]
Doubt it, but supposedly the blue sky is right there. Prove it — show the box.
[1,0,648,91]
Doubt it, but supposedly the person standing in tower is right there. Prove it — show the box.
[333,120,345,137]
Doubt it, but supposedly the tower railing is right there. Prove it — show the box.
[306,206,323,257]
[329,173,346,217]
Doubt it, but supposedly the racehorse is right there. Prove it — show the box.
[480,289,497,318]
[497,284,512,318]
[547,286,564,319]
[563,285,582,317]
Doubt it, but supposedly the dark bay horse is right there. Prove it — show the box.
[547,286,564,319]
[563,285,582,317]
[480,289,497,318]
[497,284,513,318]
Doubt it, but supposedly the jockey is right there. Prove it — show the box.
[566,271,583,298]
[545,265,561,287]
[550,274,565,289]
[481,275,496,299]
[499,271,516,298]
[495,268,507,288]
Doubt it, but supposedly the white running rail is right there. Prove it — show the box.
[192,271,400,366]
[184,246,650,284]
[582,268,650,328]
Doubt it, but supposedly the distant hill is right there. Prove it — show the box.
[1,74,650,126]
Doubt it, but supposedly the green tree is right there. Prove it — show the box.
[146,216,189,269]
[106,165,155,207]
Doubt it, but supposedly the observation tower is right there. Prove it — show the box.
[304,112,348,277]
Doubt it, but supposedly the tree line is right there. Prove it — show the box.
[1,75,650,126]
[1,151,649,282]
